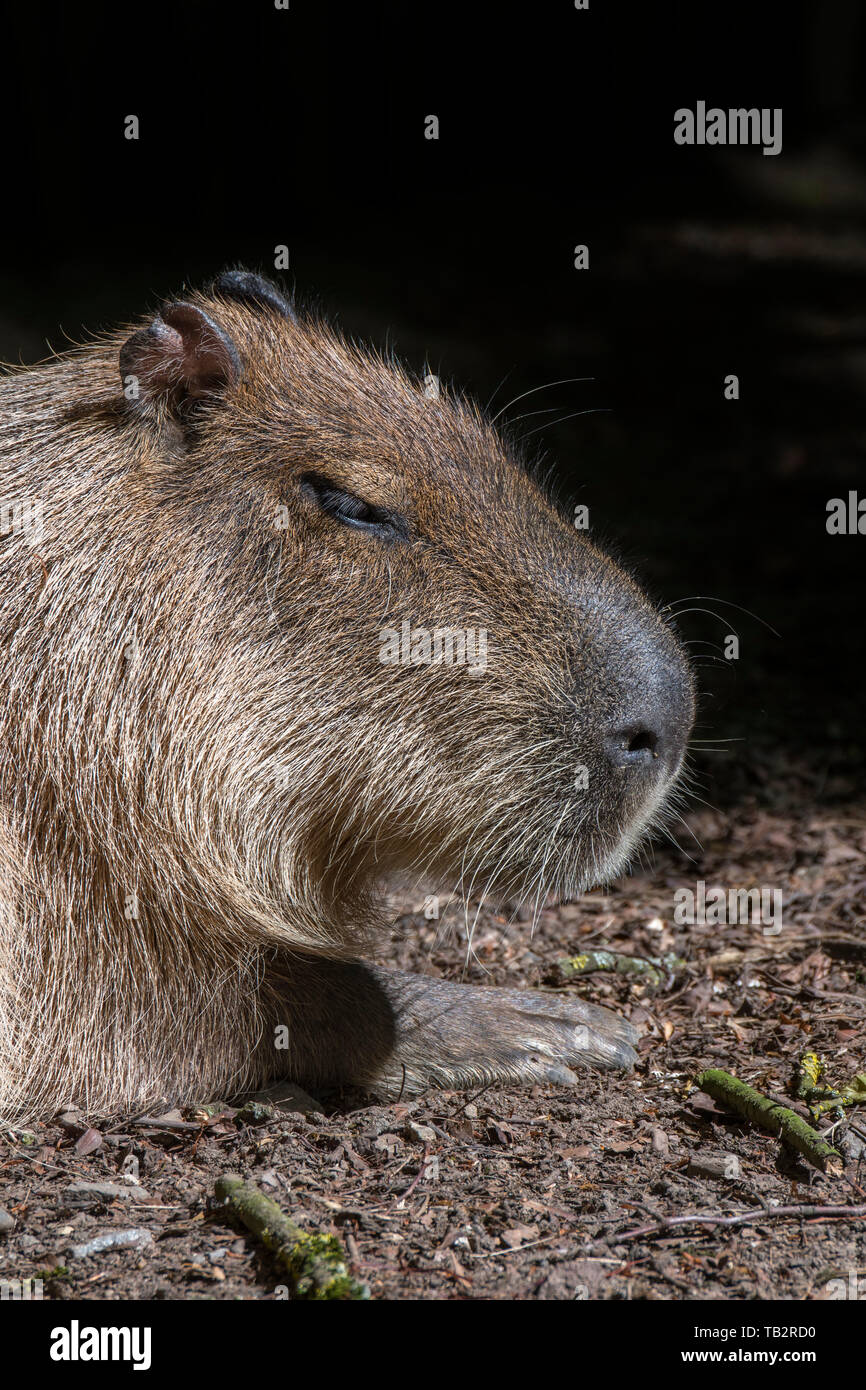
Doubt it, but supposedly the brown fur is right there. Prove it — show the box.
[0,275,693,1122]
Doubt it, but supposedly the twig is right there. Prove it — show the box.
[215,1174,368,1300]
[553,948,686,988]
[396,1144,432,1203]
[131,1116,203,1133]
[695,1068,843,1174]
[584,1202,866,1254]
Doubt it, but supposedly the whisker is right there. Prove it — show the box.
[664,606,741,636]
[505,406,565,427]
[663,595,782,639]
[490,376,594,425]
[519,408,610,440]
[482,366,516,417]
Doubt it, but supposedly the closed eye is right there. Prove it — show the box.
[300,471,409,540]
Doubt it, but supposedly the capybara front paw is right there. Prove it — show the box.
[361,969,639,1096]
[490,988,640,1080]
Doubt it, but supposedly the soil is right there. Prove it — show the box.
[2,741,864,1302]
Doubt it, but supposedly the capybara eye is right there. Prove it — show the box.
[300,471,408,540]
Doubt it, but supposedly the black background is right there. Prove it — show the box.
[3,0,864,795]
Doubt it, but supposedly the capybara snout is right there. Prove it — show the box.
[0,270,693,1118]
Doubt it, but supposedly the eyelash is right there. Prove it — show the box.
[300,472,408,540]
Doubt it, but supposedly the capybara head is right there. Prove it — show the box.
[0,271,693,958]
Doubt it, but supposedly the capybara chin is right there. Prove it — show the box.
[0,271,694,1123]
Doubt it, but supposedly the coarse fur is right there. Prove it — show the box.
[0,273,694,1123]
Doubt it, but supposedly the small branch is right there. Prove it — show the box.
[553,949,685,989]
[795,1052,866,1119]
[584,1202,866,1254]
[214,1174,368,1300]
[608,1195,866,1251]
[695,1068,843,1175]
[131,1117,203,1132]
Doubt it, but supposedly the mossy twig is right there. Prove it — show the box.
[695,1068,842,1176]
[795,1052,866,1120]
[215,1174,369,1300]
[554,949,685,989]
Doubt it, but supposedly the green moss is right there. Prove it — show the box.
[283,1232,369,1300]
[234,1101,275,1125]
[215,1174,369,1300]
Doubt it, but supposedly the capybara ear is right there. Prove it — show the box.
[213,269,294,319]
[119,302,241,413]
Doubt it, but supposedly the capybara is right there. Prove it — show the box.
[0,271,694,1123]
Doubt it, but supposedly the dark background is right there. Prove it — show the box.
[3,0,864,800]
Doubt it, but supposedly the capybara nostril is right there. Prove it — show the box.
[604,707,688,773]
[605,723,660,768]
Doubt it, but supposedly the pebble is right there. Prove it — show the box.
[404,1121,437,1144]
[651,1128,670,1156]
[69,1228,154,1259]
[687,1152,741,1181]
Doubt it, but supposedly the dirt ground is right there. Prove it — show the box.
[2,739,864,1302]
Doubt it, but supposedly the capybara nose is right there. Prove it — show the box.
[604,723,659,768]
[603,714,685,773]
